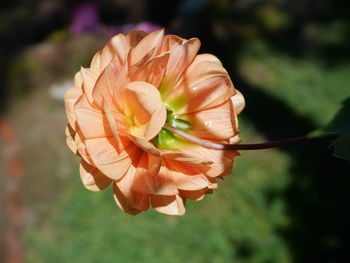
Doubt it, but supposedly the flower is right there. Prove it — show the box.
[64,29,245,215]
[70,2,99,35]
[107,22,162,37]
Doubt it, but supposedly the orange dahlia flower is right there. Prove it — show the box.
[65,29,245,215]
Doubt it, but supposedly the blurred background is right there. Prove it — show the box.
[1,0,350,262]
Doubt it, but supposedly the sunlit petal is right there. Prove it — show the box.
[80,67,98,104]
[231,89,245,115]
[129,29,164,65]
[75,95,112,139]
[64,86,82,130]
[85,136,136,180]
[120,81,166,140]
[151,194,185,216]
[181,100,238,140]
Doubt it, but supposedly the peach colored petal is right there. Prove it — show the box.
[64,86,82,130]
[74,95,112,139]
[175,75,235,115]
[80,160,112,192]
[127,30,148,48]
[108,33,130,66]
[74,129,94,164]
[170,170,209,191]
[99,46,114,73]
[161,151,213,165]
[123,133,160,156]
[165,57,235,114]
[181,145,239,178]
[159,38,201,99]
[116,181,150,212]
[180,189,205,201]
[103,101,124,152]
[151,195,185,216]
[89,50,101,74]
[132,164,178,195]
[129,29,164,65]
[80,67,98,104]
[166,38,201,78]
[187,53,222,66]
[92,62,128,109]
[178,60,228,90]
[207,177,219,189]
[74,71,83,88]
[99,33,130,70]
[181,100,238,140]
[85,136,136,180]
[66,125,77,154]
[130,52,170,87]
[115,161,151,211]
[113,183,142,215]
[120,81,166,140]
[231,89,245,115]
[121,153,178,196]
[229,135,241,144]
[163,158,210,191]
[160,34,183,53]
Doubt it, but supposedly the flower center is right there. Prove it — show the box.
[152,107,192,150]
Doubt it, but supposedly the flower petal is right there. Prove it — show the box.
[99,33,130,70]
[181,145,239,178]
[163,158,210,191]
[74,129,92,164]
[66,125,77,154]
[123,133,160,156]
[161,151,213,165]
[166,38,201,79]
[80,67,98,104]
[113,183,142,215]
[121,152,177,196]
[181,100,238,140]
[159,38,201,99]
[127,30,148,48]
[64,86,82,130]
[166,58,235,114]
[187,53,222,66]
[151,195,185,216]
[75,95,112,139]
[129,29,164,65]
[92,61,128,109]
[80,160,112,192]
[231,89,245,115]
[132,161,179,196]
[109,33,130,65]
[180,189,206,201]
[85,136,137,180]
[89,51,102,74]
[130,52,170,87]
[120,81,166,140]
[160,34,183,53]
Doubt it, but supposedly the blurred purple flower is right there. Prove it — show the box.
[134,22,162,33]
[70,2,99,35]
[106,22,162,37]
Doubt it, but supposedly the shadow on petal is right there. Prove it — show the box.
[151,194,185,216]
[80,160,112,192]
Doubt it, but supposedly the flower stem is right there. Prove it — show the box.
[164,124,339,151]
